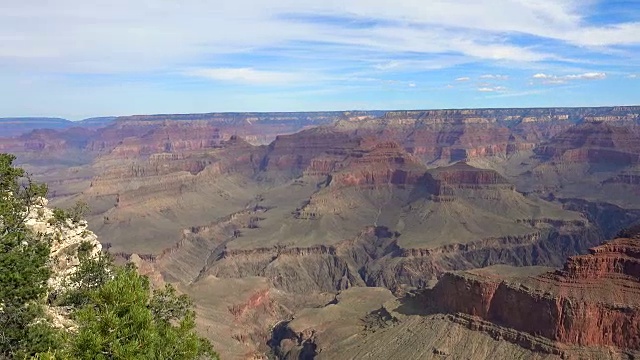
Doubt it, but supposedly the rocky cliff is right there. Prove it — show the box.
[331,141,426,187]
[430,233,640,350]
[333,106,640,163]
[5,106,639,168]
[260,127,360,178]
[24,198,102,290]
[0,118,74,137]
[534,122,640,165]
[22,198,102,329]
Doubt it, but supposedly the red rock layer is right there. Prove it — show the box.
[331,141,426,187]
[427,162,510,186]
[431,235,640,350]
[262,127,361,175]
[367,124,535,163]
[559,237,640,280]
[106,122,223,158]
[535,122,640,165]
[88,136,262,199]
[0,128,95,152]
[422,162,515,199]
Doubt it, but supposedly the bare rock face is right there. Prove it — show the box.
[24,198,102,291]
[423,162,514,200]
[3,107,639,166]
[0,128,96,154]
[80,135,267,255]
[430,233,640,351]
[534,122,640,165]
[88,135,261,197]
[22,198,102,330]
[561,237,640,279]
[269,285,635,360]
[106,122,224,158]
[340,121,536,164]
[260,127,360,177]
[427,162,509,185]
[331,141,426,187]
[334,106,640,164]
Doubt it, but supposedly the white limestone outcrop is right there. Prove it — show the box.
[24,198,102,291]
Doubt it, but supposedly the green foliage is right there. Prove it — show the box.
[1,154,218,359]
[31,350,72,360]
[48,202,88,228]
[149,284,193,323]
[56,252,114,308]
[68,265,218,359]
[0,153,61,357]
[76,240,95,260]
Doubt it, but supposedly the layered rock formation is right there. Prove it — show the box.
[330,141,426,187]
[4,106,638,170]
[260,127,360,178]
[0,117,74,137]
[270,284,634,360]
[80,136,266,254]
[535,122,640,165]
[144,151,599,297]
[4,107,640,358]
[270,233,640,359]
[430,233,640,351]
[333,106,640,164]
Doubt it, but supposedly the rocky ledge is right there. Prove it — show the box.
[430,232,640,351]
[534,122,640,165]
[331,141,426,187]
[25,198,102,290]
[23,198,102,329]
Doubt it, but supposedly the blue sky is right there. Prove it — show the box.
[1,0,639,119]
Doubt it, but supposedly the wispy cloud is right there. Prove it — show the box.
[480,74,509,80]
[565,72,607,80]
[184,67,305,85]
[477,86,507,92]
[0,0,638,117]
[2,0,638,75]
[532,72,607,84]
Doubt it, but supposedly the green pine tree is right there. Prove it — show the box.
[68,265,218,360]
[0,153,61,357]
[1,153,218,359]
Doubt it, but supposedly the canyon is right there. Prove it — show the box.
[428,229,640,353]
[3,106,640,359]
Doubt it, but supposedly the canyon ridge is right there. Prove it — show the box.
[2,106,640,359]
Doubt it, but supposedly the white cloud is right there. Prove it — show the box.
[628,74,638,79]
[532,72,606,84]
[564,72,606,80]
[184,67,304,85]
[480,74,509,80]
[564,23,640,47]
[372,57,472,71]
[533,73,552,79]
[477,86,506,92]
[0,0,638,114]
[1,0,637,77]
